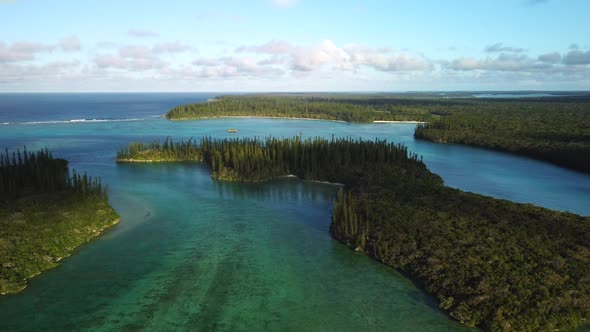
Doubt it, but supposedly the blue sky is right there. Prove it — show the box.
[1,0,589,92]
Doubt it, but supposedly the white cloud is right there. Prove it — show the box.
[237,40,293,54]
[344,45,432,71]
[272,0,298,8]
[118,46,154,59]
[2,37,589,91]
[95,54,166,71]
[189,56,284,78]
[128,29,159,38]
[0,42,38,62]
[152,42,192,53]
[59,36,81,52]
[538,52,561,63]
[563,50,590,65]
[192,58,221,66]
[0,60,81,82]
[449,53,549,71]
[484,43,526,53]
[94,42,193,71]
[0,37,81,63]
[446,51,590,81]
[237,39,432,73]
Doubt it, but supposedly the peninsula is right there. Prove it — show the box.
[0,148,119,294]
[117,136,590,331]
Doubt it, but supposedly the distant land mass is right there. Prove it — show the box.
[166,93,590,173]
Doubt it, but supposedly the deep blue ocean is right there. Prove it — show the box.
[0,93,588,331]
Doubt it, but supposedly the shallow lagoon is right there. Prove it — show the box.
[1,94,589,330]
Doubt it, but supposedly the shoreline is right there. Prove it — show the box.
[167,116,427,124]
[281,174,345,186]
[1,216,120,295]
[168,116,348,123]
[373,120,427,124]
[117,158,200,163]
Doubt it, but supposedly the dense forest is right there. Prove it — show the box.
[415,101,590,173]
[117,137,202,162]
[0,147,118,294]
[0,147,107,199]
[165,95,436,122]
[118,136,590,331]
[166,94,590,173]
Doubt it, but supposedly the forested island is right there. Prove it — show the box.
[117,136,590,331]
[0,148,118,294]
[165,95,436,122]
[165,94,590,173]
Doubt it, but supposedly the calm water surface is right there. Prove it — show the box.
[1,94,589,331]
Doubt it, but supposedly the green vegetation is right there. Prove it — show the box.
[414,101,590,172]
[165,95,436,122]
[117,137,202,162]
[1,147,108,200]
[118,136,590,331]
[332,173,590,331]
[167,94,590,173]
[0,147,118,294]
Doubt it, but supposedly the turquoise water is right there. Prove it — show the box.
[1,94,589,331]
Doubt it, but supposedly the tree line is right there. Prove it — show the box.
[117,137,202,162]
[118,136,428,182]
[118,136,590,331]
[1,147,108,200]
[165,95,437,122]
[414,100,590,173]
[165,94,590,173]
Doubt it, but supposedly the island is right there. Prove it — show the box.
[117,136,590,331]
[165,94,590,173]
[0,147,119,294]
[165,94,436,123]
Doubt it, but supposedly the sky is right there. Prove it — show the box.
[0,0,589,92]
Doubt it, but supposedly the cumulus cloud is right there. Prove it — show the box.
[538,52,561,63]
[449,53,549,71]
[446,49,590,81]
[0,60,81,82]
[236,39,432,73]
[189,56,284,79]
[118,46,153,59]
[237,40,293,54]
[272,0,298,8]
[96,46,162,71]
[192,58,221,66]
[94,42,192,71]
[128,29,159,37]
[484,43,526,53]
[344,45,432,71]
[0,42,42,62]
[0,37,81,63]
[3,36,588,91]
[562,50,590,65]
[59,36,81,52]
[95,54,166,71]
[152,42,192,53]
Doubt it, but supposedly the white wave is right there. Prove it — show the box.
[20,118,146,125]
[1,122,9,125]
